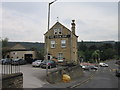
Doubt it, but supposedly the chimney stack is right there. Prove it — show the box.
[71,20,75,34]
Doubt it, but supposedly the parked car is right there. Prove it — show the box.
[11,59,20,65]
[32,60,43,67]
[89,65,98,70]
[41,60,57,69]
[116,67,120,77]
[0,59,5,64]
[81,65,90,71]
[99,63,108,67]
[18,59,27,65]
[11,59,27,65]
[2,59,12,64]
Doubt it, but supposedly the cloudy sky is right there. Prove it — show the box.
[1,0,118,42]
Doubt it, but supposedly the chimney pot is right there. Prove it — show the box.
[71,20,75,34]
[72,20,75,23]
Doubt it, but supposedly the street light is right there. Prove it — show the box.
[48,0,57,31]
[46,0,57,76]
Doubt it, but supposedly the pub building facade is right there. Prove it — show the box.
[44,20,78,64]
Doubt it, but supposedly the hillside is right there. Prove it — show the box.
[7,42,44,50]
[78,41,115,47]
[7,41,116,49]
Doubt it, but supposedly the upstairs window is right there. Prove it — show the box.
[51,40,55,48]
[54,28,62,35]
[58,28,62,35]
[54,29,58,35]
[61,40,66,48]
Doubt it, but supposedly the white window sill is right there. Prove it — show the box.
[61,46,66,48]
[51,47,55,48]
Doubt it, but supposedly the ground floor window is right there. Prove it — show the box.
[58,53,63,60]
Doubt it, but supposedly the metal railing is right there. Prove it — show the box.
[1,60,20,75]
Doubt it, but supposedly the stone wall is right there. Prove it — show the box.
[2,73,23,88]
[47,66,83,83]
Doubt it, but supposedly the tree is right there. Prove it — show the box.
[89,45,97,51]
[92,50,100,63]
[100,43,113,50]
[78,41,118,62]
[2,47,10,58]
[36,48,44,60]
[102,48,116,60]
[2,38,8,47]
[114,42,120,59]
[78,51,85,62]
[30,47,44,60]
[78,40,88,52]
[2,38,9,58]
[84,50,93,62]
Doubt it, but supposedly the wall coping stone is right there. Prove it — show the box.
[2,73,23,81]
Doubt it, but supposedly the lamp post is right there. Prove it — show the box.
[46,0,57,76]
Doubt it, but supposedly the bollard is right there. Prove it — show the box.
[62,74,71,83]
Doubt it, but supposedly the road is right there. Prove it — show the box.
[76,60,119,88]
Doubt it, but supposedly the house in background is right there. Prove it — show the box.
[44,20,79,64]
[5,43,37,63]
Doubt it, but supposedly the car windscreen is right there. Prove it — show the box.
[35,60,41,62]
[42,60,54,63]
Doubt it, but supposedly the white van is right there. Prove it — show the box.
[99,63,108,67]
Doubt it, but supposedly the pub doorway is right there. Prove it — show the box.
[24,54,33,63]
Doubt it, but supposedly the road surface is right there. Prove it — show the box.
[76,60,119,88]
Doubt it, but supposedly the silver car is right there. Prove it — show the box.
[32,60,43,67]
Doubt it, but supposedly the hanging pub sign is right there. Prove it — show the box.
[46,35,71,39]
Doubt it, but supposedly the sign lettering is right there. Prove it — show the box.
[47,35,71,39]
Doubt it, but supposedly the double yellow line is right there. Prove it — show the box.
[67,72,95,88]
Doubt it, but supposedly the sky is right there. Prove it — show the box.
[1,0,118,42]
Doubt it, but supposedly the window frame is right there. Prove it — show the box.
[51,40,55,48]
[61,40,66,48]
[58,28,62,35]
[54,28,62,35]
[58,53,63,60]
[54,28,58,35]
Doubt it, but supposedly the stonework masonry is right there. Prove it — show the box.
[44,20,78,64]
[2,73,23,88]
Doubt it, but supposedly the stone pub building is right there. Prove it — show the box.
[44,20,78,64]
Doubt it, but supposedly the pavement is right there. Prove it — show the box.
[20,64,47,88]
[41,70,96,88]
[21,64,66,88]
